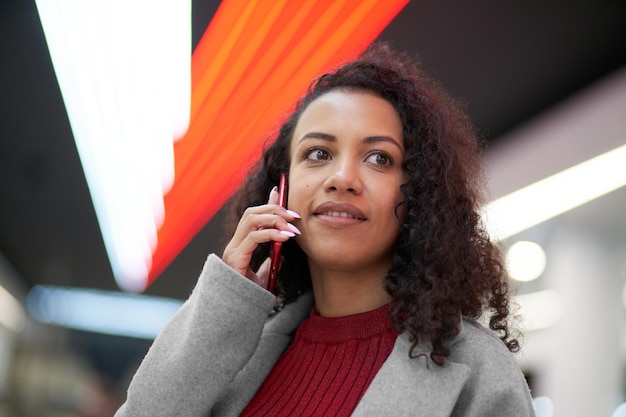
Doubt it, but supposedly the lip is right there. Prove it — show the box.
[312,201,367,221]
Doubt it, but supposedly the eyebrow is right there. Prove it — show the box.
[297,132,403,150]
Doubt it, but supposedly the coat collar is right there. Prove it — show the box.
[266,294,472,417]
[352,322,471,417]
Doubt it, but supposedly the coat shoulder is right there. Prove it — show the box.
[448,319,535,416]
[453,320,514,360]
[450,319,522,381]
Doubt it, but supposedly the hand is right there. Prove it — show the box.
[222,187,301,289]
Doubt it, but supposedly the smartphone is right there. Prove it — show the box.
[268,172,288,293]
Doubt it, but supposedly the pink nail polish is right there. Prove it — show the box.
[286,209,301,219]
[287,223,301,235]
[280,230,296,237]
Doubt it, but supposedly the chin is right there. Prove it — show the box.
[305,246,355,268]
[310,247,391,272]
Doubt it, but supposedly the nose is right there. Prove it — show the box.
[323,158,363,195]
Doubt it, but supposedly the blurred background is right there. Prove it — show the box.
[1,0,626,416]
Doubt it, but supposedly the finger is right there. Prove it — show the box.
[222,194,299,280]
[225,210,297,260]
[237,206,284,231]
[255,257,272,289]
[237,212,300,238]
[267,185,301,219]
[268,186,279,205]
[234,228,293,258]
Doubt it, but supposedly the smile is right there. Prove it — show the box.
[319,211,365,220]
[313,201,367,222]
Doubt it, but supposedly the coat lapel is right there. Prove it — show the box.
[352,333,470,417]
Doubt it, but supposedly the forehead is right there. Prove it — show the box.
[292,89,403,140]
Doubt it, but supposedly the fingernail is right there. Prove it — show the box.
[286,209,301,219]
[287,223,301,235]
[280,230,296,237]
[268,187,278,202]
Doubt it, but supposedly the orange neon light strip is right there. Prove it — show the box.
[147,0,409,286]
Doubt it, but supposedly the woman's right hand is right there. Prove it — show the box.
[222,186,301,289]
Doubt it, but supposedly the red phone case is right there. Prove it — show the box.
[268,173,287,293]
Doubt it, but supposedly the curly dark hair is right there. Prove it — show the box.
[225,42,518,365]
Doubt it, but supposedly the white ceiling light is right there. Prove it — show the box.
[483,144,626,241]
[483,67,626,241]
[26,285,182,339]
[35,0,191,291]
[506,240,547,282]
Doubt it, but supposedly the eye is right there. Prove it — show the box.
[365,151,393,166]
[304,147,331,161]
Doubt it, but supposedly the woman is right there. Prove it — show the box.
[115,43,535,416]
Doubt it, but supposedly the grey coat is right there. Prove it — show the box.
[116,254,536,417]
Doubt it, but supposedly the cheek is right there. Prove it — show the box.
[382,188,405,225]
[287,181,309,211]
[287,165,317,206]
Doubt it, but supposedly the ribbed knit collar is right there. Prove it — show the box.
[297,303,397,344]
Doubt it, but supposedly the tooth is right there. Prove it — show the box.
[323,211,356,219]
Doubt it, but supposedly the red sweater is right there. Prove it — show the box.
[240,303,398,417]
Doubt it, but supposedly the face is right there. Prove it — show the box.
[288,89,406,275]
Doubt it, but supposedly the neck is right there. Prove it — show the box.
[308,262,392,318]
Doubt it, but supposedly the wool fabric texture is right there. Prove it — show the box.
[115,255,535,417]
[240,303,398,417]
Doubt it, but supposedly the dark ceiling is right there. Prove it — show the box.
[1,0,625,305]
